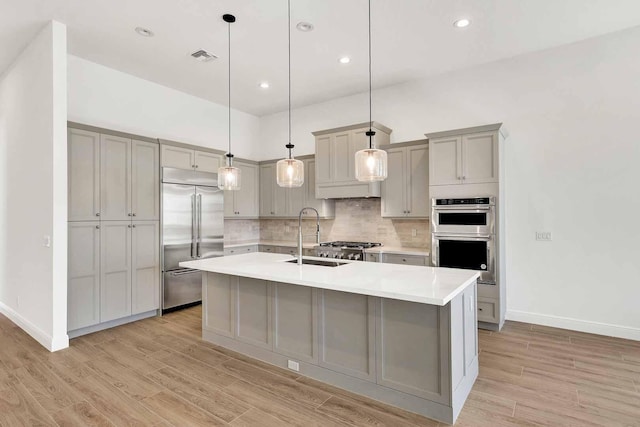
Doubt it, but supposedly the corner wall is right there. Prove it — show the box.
[0,21,69,351]
[258,26,640,340]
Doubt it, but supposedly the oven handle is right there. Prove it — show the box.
[432,206,492,211]
[433,233,492,241]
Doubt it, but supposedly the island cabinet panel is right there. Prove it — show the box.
[203,273,236,337]
[318,290,376,382]
[450,284,478,393]
[68,222,101,330]
[236,277,272,349]
[376,299,451,404]
[272,283,318,363]
[100,221,132,322]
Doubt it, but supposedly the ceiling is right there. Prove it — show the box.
[3,0,640,116]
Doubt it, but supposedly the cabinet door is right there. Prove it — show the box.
[332,132,352,182]
[315,135,332,183]
[429,136,461,186]
[287,186,305,217]
[131,140,160,221]
[195,151,223,173]
[318,290,376,381]
[68,222,100,330]
[234,161,259,218]
[272,282,317,363]
[101,134,131,220]
[381,147,406,217]
[161,145,194,170]
[235,277,272,349]
[68,129,101,221]
[382,253,427,266]
[131,221,160,315]
[304,159,335,218]
[259,164,275,217]
[462,132,498,184]
[100,222,132,322]
[224,190,235,218]
[406,145,429,217]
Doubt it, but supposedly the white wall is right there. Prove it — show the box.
[259,26,640,339]
[0,21,69,351]
[67,55,260,159]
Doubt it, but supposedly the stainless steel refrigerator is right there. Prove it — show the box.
[161,167,223,312]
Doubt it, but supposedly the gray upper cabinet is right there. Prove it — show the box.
[100,221,132,323]
[259,157,335,219]
[131,140,160,220]
[68,221,101,330]
[68,128,101,221]
[428,130,498,186]
[224,160,259,219]
[382,142,429,218]
[160,144,224,173]
[131,221,160,315]
[100,134,131,221]
[313,122,392,199]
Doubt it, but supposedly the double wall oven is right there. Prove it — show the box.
[431,197,496,285]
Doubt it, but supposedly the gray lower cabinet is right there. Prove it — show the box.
[100,221,132,322]
[272,283,318,363]
[68,222,101,330]
[318,290,376,381]
[131,221,160,315]
[224,245,258,256]
[382,253,428,266]
[201,273,478,424]
[258,245,278,253]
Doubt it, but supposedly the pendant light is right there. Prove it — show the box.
[276,0,304,188]
[355,0,387,182]
[218,14,241,191]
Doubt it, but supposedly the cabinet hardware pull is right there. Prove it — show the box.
[96,225,100,229]
[132,225,136,228]
[195,165,199,168]
[128,225,131,228]
[96,213,100,216]
[132,213,136,216]
[128,213,132,216]
[463,176,466,180]
[479,308,484,311]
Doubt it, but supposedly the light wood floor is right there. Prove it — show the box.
[1,307,640,426]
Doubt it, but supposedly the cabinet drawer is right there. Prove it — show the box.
[382,253,427,266]
[258,245,278,253]
[365,253,380,262]
[224,245,257,256]
[276,246,297,256]
[477,297,498,323]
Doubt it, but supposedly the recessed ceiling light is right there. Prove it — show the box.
[453,18,471,28]
[259,82,270,89]
[296,22,314,32]
[135,27,154,37]
[339,56,351,64]
[190,49,218,62]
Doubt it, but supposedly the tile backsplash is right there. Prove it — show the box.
[224,219,261,242]
[252,199,430,248]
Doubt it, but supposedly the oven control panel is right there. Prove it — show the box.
[435,197,491,206]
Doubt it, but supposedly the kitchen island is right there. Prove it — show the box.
[181,253,479,424]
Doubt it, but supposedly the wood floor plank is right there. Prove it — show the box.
[11,362,83,414]
[140,390,227,426]
[222,379,348,427]
[178,343,230,367]
[85,356,163,400]
[316,395,423,427]
[0,382,58,426]
[218,358,332,409]
[52,400,115,427]
[229,408,286,426]
[157,350,237,387]
[146,366,250,422]
[93,339,166,375]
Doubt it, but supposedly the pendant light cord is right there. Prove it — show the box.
[288,0,293,159]
[368,0,374,150]
[228,19,232,162]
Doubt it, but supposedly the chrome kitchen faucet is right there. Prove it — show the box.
[298,207,320,265]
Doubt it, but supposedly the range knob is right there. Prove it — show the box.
[353,254,361,261]
[337,253,344,259]
[347,253,354,260]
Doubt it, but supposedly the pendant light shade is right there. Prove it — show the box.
[218,13,241,191]
[276,0,304,188]
[355,0,387,182]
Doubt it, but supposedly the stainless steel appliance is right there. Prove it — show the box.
[162,167,224,312]
[431,197,496,285]
[316,241,382,261]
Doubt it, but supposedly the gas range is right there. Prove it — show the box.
[316,241,382,261]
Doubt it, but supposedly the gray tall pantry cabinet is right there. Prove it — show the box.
[67,124,160,337]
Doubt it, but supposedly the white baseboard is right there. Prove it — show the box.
[506,309,640,341]
[0,301,69,352]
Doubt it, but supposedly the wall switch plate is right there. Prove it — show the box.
[536,232,552,241]
[287,360,300,372]
[411,228,417,237]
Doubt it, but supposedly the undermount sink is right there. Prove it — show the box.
[286,258,347,267]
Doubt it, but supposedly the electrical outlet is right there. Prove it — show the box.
[287,360,300,372]
[411,228,417,237]
[536,232,552,241]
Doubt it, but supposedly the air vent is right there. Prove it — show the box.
[191,50,218,62]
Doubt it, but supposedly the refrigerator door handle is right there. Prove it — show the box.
[197,193,202,258]
[191,193,196,258]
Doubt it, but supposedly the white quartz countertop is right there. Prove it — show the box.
[181,252,478,306]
